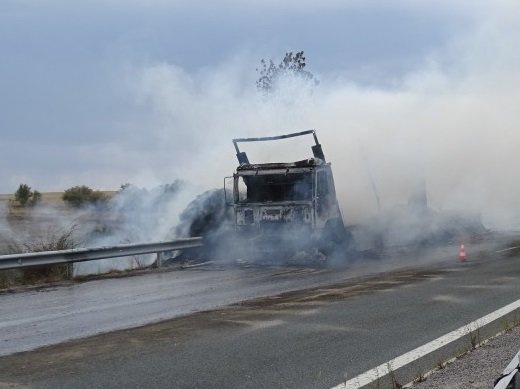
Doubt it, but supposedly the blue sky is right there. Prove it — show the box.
[1,0,518,221]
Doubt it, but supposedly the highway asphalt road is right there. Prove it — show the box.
[0,243,464,358]
[0,241,519,388]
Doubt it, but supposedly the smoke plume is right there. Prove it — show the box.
[123,11,520,233]
[3,2,520,273]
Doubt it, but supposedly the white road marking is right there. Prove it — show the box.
[331,298,520,389]
[496,246,520,253]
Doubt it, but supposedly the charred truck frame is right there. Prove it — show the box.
[224,130,349,262]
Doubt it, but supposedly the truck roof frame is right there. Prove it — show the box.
[232,129,325,164]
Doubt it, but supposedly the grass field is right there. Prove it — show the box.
[0,191,117,203]
[0,191,119,251]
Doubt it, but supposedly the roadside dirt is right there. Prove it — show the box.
[412,324,520,388]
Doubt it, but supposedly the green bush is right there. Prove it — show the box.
[62,185,107,207]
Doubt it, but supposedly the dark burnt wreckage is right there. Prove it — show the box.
[224,130,351,263]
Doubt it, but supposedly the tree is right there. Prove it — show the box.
[119,183,132,192]
[14,184,33,207]
[14,184,43,207]
[256,50,318,95]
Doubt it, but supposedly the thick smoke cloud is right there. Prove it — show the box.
[0,183,203,275]
[3,2,520,274]
[74,182,202,275]
[123,7,520,231]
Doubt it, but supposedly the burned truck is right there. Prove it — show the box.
[224,130,350,262]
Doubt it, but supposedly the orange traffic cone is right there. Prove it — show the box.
[459,242,467,261]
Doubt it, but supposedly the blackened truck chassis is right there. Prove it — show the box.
[224,130,350,261]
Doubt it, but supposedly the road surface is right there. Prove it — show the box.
[0,241,519,388]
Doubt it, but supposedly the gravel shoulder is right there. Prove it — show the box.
[411,324,520,388]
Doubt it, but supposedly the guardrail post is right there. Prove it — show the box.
[155,252,163,268]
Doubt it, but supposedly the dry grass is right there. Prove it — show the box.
[0,191,116,203]
[0,226,77,289]
[0,194,13,201]
[0,191,116,289]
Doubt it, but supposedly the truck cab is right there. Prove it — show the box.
[224,130,348,261]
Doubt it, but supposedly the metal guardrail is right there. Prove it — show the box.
[0,237,203,270]
[495,349,520,389]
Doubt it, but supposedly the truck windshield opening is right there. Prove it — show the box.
[238,173,313,203]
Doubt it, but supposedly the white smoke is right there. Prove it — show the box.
[119,7,520,231]
[73,181,203,275]
[4,2,520,275]
[0,184,202,274]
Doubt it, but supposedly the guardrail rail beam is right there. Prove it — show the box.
[0,237,203,270]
